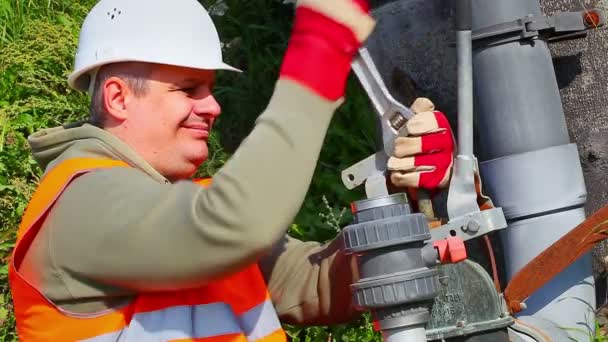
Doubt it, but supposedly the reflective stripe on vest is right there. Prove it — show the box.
[82,300,281,342]
[9,158,286,342]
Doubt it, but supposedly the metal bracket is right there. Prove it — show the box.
[472,9,604,48]
[341,151,387,190]
[429,207,508,242]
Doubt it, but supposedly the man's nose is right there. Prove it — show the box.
[193,94,221,118]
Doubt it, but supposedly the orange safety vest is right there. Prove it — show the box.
[9,158,287,342]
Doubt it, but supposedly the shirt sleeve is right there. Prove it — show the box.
[37,80,344,294]
[259,235,360,325]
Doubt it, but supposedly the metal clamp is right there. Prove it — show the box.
[429,207,507,242]
[341,151,387,190]
[472,9,604,48]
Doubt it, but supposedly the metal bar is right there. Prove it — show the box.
[446,0,480,220]
[456,0,472,31]
[457,30,474,157]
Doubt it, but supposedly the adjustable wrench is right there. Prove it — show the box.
[342,47,416,198]
[351,47,415,157]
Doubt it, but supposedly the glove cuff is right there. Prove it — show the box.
[280,0,375,100]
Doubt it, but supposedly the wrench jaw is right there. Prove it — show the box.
[380,119,397,157]
[381,108,412,157]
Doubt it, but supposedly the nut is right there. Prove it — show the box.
[466,219,480,233]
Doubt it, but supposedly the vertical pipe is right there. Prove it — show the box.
[472,0,595,340]
[456,0,473,157]
[472,0,569,161]
[447,0,479,219]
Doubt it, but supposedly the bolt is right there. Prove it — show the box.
[465,219,480,233]
[584,11,601,28]
[456,320,466,327]
[520,302,527,310]
[389,112,407,130]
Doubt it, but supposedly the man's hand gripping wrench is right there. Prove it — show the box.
[342,46,507,242]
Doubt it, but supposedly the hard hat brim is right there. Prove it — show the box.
[68,59,242,92]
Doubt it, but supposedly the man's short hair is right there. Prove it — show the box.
[89,62,151,127]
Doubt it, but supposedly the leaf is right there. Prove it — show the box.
[0,185,14,193]
[56,14,72,27]
[0,241,14,251]
[0,307,7,327]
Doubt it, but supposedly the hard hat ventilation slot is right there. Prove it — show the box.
[106,8,121,20]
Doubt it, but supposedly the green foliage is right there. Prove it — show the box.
[199,0,378,244]
[0,0,96,234]
[0,0,92,45]
[0,0,379,340]
[596,319,608,341]
[285,314,382,342]
[0,1,96,339]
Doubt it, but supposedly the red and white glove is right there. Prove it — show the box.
[280,0,375,100]
[388,98,454,190]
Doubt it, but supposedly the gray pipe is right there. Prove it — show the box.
[383,327,426,342]
[472,0,594,340]
[456,31,473,157]
[473,0,570,161]
[456,0,474,158]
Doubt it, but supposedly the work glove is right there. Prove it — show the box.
[388,98,454,190]
[280,0,375,100]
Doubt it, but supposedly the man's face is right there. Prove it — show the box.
[125,64,221,181]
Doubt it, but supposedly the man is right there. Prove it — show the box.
[9,0,454,340]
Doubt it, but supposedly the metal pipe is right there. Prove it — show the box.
[447,0,479,220]
[456,30,473,157]
[456,0,474,157]
[383,326,426,342]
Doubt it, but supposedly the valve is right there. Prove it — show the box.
[342,193,468,340]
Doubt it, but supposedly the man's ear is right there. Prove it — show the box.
[103,77,131,122]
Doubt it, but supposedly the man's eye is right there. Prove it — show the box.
[170,87,196,95]
[179,87,196,95]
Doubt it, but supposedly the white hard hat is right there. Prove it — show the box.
[68,0,240,91]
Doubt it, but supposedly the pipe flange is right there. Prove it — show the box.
[377,310,431,331]
[352,268,439,308]
[353,193,409,213]
[343,213,430,254]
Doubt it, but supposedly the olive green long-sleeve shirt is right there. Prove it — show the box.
[18,80,359,325]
